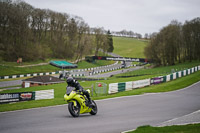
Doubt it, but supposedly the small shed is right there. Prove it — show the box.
[22,75,65,88]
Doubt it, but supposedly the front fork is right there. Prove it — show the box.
[68,100,77,107]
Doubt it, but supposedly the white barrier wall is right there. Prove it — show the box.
[126,82,133,91]
[188,69,191,75]
[132,79,150,89]
[173,73,176,80]
[183,70,186,76]
[35,89,54,100]
[108,79,151,94]
[108,83,118,94]
[166,75,170,82]
[178,71,182,78]
[192,68,194,73]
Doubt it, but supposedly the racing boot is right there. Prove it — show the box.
[83,90,93,107]
[87,97,94,108]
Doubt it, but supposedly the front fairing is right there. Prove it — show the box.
[64,91,76,101]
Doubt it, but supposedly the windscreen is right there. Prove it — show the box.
[66,86,75,95]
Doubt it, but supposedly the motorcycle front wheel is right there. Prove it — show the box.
[68,101,80,117]
[90,100,97,115]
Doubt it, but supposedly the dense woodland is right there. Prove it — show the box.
[144,18,200,66]
[0,0,114,62]
[1,0,199,66]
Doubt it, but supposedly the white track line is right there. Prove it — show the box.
[157,109,200,127]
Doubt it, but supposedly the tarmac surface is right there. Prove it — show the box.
[0,80,22,88]
[87,66,143,78]
[157,109,200,127]
[0,81,200,133]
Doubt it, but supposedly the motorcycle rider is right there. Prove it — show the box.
[66,77,92,106]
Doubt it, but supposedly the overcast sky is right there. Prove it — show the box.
[23,0,200,35]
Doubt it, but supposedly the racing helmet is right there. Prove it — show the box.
[66,77,74,86]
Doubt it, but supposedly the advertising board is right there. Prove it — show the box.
[151,77,163,84]
[0,93,20,103]
[19,92,35,101]
[0,92,35,104]
[86,56,150,63]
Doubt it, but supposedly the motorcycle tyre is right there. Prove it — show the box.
[89,100,97,115]
[68,101,80,117]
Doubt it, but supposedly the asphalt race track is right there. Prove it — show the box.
[0,65,143,88]
[0,82,200,133]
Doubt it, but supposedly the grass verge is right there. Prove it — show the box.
[0,60,114,77]
[0,70,200,112]
[127,124,200,133]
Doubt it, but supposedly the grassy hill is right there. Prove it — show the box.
[0,37,146,77]
[113,37,148,58]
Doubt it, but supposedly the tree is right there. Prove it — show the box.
[183,17,200,61]
[144,33,149,39]
[144,18,200,66]
[107,30,114,52]
[94,27,104,56]
[1,0,95,62]
[75,19,91,62]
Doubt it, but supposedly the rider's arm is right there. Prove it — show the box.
[74,80,84,91]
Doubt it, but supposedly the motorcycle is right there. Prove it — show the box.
[64,86,98,117]
[59,70,70,79]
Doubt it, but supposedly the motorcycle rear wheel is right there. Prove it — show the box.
[90,100,97,115]
[68,101,80,117]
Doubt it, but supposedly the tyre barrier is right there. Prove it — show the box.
[108,65,200,94]
[0,72,59,80]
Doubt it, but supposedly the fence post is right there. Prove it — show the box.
[91,84,93,97]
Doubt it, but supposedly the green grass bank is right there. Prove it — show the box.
[127,124,200,133]
[113,37,148,58]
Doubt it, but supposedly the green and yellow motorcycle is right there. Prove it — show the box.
[64,87,97,117]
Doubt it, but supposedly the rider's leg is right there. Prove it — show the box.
[82,90,92,103]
